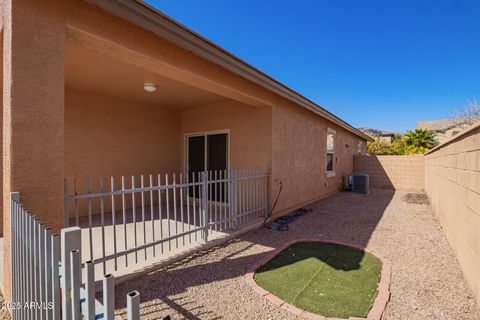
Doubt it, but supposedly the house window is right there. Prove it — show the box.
[357,141,363,155]
[326,129,335,176]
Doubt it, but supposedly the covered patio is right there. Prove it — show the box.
[64,30,272,186]
[63,34,273,277]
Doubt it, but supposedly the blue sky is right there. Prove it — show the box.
[146,0,480,132]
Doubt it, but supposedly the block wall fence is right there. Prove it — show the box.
[424,123,480,306]
[353,155,425,190]
[353,124,480,306]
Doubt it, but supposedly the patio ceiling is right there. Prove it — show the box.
[65,43,226,109]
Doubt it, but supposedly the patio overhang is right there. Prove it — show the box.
[65,33,228,111]
[65,25,271,109]
[64,21,273,189]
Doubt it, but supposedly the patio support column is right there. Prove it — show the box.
[2,0,65,301]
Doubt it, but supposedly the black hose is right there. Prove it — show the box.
[263,180,282,226]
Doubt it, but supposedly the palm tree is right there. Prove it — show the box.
[403,129,434,154]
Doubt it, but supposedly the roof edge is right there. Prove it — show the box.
[88,0,373,142]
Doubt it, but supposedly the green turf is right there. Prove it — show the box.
[254,242,382,318]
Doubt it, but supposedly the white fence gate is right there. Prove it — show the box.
[10,193,141,320]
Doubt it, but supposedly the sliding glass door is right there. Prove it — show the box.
[186,132,228,202]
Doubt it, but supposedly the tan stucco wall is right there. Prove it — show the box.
[65,91,364,220]
[271,102,365,216]
[425,125,480,305]
[2,0,65,300]
[64,87,181,215]
[65,93,272,216]
[354,155,425,190]
[180,100,272,171]
[65,87,181,183]
[0,30,3,235]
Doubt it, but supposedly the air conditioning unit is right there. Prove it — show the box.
[348,173,369,194]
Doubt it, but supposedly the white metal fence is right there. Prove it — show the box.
[64,168,269,275]
[10,192,141,320]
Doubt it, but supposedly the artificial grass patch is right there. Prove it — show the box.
[254,242,382,318]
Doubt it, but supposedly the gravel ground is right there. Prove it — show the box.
[110,189,480,319]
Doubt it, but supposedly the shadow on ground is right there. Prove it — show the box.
[114,189,395,319]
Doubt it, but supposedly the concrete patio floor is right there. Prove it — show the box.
[113,189,480,320]
[70,199,265,279]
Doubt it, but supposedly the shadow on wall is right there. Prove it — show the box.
[354,155,394,189]
[113,189,394,319]
[353,155,426,190]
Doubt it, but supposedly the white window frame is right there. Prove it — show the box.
[357,140,363,155]
[326,128,336,177]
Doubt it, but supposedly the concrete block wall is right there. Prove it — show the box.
[425,123,480,305]
[354,155,425,190]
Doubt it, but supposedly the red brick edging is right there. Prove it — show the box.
[244,239,391,320]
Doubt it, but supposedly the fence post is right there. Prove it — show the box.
[34,220,42,320]
[103,274,115,320]
[11,192,19,203]
[231,170,238,230]
[202,171,209,242]
[45,228,53,320]
[61,227,81,320]
[85,260,96,320]
[64,179,69,228]
[10,192,19,315]
[52,234,61,320]
[127,291,140,320]
[39,223,46,319]
[70,250,81,320]
[264,173,269,218]
[30,217,36,319]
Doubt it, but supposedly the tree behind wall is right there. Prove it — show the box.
[403,129,434,154]
[368,131,433,155]
[367,134,405,155]
[367,139,395,155]
[450,99,480,126]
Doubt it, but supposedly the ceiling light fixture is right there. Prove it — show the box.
[143,83,157,93]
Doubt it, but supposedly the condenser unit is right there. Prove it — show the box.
[348,173,369,194]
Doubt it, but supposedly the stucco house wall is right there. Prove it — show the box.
[64,84,364,219]
[64,87,182,216]
[425,123,480,305]
[180,100,272,171]
[180,99,367,218]
[271,101,364,216]
[65,87,181,185]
